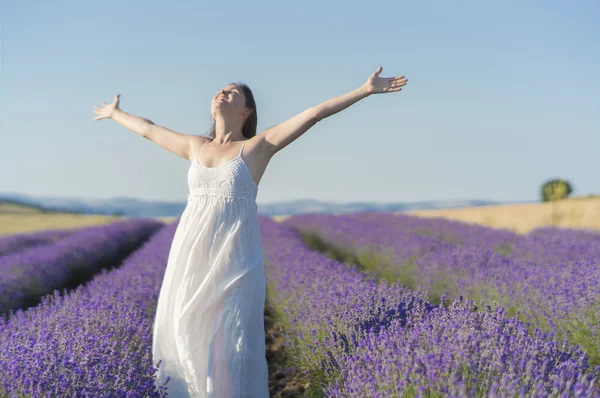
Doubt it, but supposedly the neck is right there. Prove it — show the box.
[213,114,245,144]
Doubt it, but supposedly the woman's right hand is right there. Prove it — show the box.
[92,94,121,121]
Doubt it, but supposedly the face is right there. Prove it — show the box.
[211,84,249,119]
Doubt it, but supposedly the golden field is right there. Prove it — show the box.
[0,200,136,236]
[272,196,600,235]
[1,196,598,236]
[402,196,600,234]
[0,212,124,236]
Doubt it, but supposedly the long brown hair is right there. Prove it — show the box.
[205,82,257,140]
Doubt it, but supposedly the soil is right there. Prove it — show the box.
[265,304,311,397]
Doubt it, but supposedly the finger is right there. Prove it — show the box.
[94,106,102,111]
[92,116,102,121]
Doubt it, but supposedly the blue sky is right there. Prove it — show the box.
[1,0,598,205]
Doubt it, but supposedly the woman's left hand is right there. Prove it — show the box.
[363,66,408,95]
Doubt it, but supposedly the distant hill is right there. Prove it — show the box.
[254,198,520,217]
[0,191,526,218]
[0,198,70,214]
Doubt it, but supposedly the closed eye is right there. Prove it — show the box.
[215,89,239,98]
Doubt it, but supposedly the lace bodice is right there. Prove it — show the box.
[187,140,258,202]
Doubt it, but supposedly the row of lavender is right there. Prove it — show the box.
[0,221,178,397]
[0,218,164,316]
[279,212,600,366]
[259,217,599,396]
[0,228,75,256]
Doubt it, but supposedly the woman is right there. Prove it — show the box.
[92,66,407,397]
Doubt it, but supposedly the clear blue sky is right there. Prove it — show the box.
[1,0,598,205]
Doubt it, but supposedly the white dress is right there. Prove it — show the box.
[152,139,269,397]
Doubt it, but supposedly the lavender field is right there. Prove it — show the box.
[0,214,598,396]
[0,228,76,257]
[0,221,176,397]
[261,216,599,397]
[0,218,163,315]
[279,212,600,368]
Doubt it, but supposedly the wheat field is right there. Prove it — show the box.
[402,196,600,234]
[272,196,600,235]
[2,196,598,236]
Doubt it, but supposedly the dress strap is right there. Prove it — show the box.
[238,140,247,157]
[194,139,210,163]
[200,139,210,152]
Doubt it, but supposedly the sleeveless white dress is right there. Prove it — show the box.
[152,139,269,397]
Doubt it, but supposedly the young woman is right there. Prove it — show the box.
[92,66,407,397]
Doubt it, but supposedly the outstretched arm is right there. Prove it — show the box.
[262,66,407,155]
[92,94,199,161]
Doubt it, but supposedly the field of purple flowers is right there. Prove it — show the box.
[0,214,597,396]
[279,212,600,369]
[0,227,75,257]
[0,221,175,396]
[260,216,599,396]
[0,218,163,316]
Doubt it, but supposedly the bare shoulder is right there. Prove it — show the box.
[188,136,212,162]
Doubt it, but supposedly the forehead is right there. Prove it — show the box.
[219,84,240,91]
